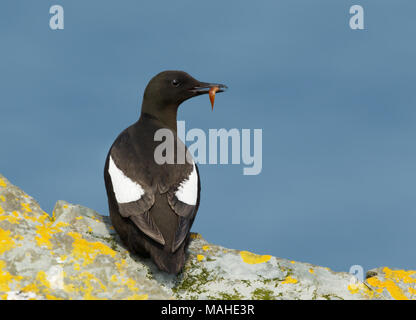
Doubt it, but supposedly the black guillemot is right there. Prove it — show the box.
[104,71,227,274]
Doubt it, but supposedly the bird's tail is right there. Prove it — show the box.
[150,245,186,275]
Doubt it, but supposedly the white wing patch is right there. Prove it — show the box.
[108,156,144,204]
[175,162,198,205]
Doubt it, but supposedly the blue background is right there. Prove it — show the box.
[1,1,415,272]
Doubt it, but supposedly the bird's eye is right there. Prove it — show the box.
[171,79,180,87]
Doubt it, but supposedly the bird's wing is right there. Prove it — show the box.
[166,162,200,252]
[107,129,200,250]
[107,133,165,245]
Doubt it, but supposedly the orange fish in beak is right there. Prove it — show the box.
[209,86,219,111]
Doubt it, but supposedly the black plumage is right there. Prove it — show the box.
[104,71,227,274]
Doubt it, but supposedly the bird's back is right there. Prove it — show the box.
[104,116,200,273]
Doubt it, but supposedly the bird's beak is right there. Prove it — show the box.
[189,82,228,110]
[189,82,228,96]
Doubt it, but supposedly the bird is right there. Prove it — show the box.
[104,71,227,274]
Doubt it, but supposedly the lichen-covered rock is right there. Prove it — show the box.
[0,173,415,300]
[0,174,169,300]
[363,267,416,300]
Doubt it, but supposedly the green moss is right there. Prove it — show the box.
[285,268,294,277]
[217,289,244,300]
[172,260,224,298]
[321,293,344,300]
[172,264,210,294]
[93,234,120,252]
[145,272,154,281]
[120,250,127,259]
[251,288,275,300]
[261,277,282,288]
[241,279,251,287]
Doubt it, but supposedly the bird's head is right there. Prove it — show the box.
[141,70,227,114]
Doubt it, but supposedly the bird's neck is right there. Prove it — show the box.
[140,102,179,132]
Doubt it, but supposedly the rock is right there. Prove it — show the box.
[364,267,416,300]
[0,173,415,300]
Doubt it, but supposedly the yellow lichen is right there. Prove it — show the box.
[21,271,51,296]
[0,229,15,254]
[112,259,146,296]
[0,262,13,291]
[347,283,359,294]
[367,276,408,300]
[116,259,127,273]
[121,277,138,292]
[21,203,32,213]
[66,271,107,300]
[14,235,24,241]
[365,268,416,300]
[0,207,21,224]
[67,232,116,266]
[0,196,5,202]
[46,294,63,300]
[281,275,298,284]
[35,221,69,249]
[309,268,315,274]
[21,283,38,294]
[382,267,416,284]
[0,178,6,188]
[202,245,210,251]
[35,225,53,249]
[22,212,43,223]
[0,260,23,292]
[110,275,118,283]
[197,254,204,261]
[36,271,51,288]
[124,293,148,300]
[240,251,271,264]
[348,283,376,299]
